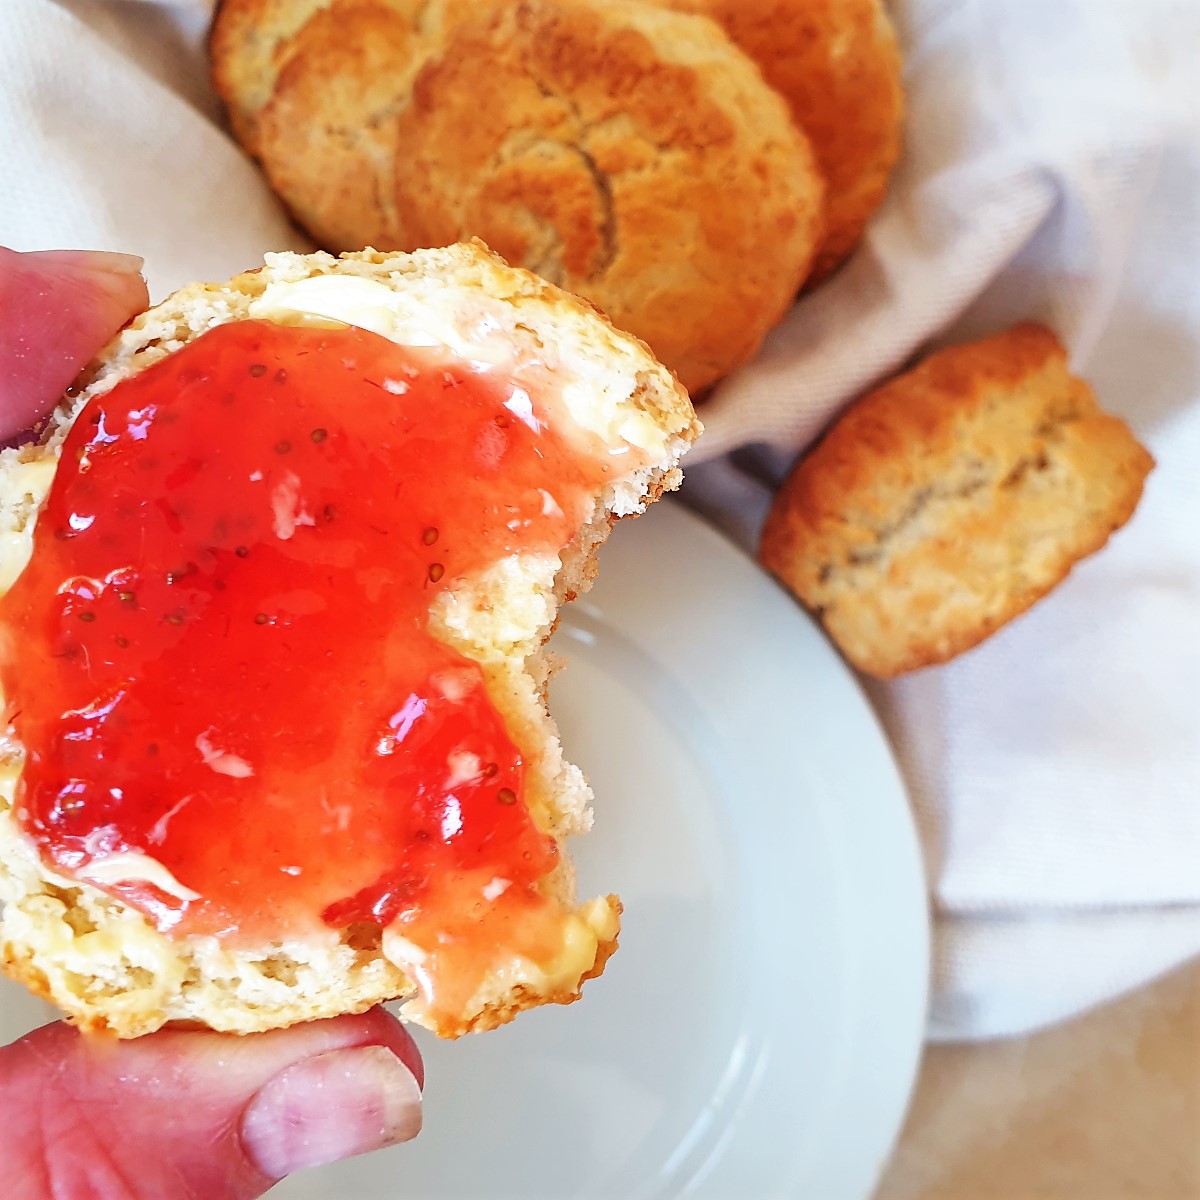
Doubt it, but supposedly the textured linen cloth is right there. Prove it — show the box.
[2,0,1198,1040]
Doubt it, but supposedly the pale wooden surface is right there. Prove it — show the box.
[876,960,1200,1200]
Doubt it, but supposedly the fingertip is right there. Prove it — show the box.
[0,245,150,442]
[18,249,146,278]
[338,1005,426,1090]
[241,1042,423,1180]
[1,1012,426,1200]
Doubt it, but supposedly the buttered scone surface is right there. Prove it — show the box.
[0,245,699,1038]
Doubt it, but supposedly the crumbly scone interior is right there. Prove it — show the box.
[0,244,698,1037]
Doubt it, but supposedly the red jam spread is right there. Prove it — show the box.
[0,318,617,1019]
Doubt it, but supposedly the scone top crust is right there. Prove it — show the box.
[210,0,334,150]
[760,323,1153,677]
[658,0,904,283]
[250,0,470,252]
[391,0,823,394]
[210,0,455,154]
[211,0,824,394]
[0,243,699,1040]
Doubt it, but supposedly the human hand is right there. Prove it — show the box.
[0,248,149,441]
[0,247,425,1198]
[1,1012,423,1200]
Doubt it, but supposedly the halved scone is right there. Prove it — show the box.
[0,242,700,1038]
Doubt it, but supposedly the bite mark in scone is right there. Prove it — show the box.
[0,243,700,1039]
[759,323,1153,678]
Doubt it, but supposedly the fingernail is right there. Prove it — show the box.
[241,1045,423,1179]
[25,249,145,277]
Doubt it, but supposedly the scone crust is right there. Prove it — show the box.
[658,0,904,283]
[210,0,336,152]
[0,242,699,1039]
[211,0,824,394]
[760,323,1154,677]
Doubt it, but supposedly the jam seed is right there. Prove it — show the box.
[484,762,499,778]
[422,527,439,546]
[115,635,129,648]
[310,428,328,444]
[497,787,517,806]
[323,504,337,522]
[118,590,136,605]
[235,546,249,558]
[275,368,288,384]
[248,363,267,378]
[274,439,292,455]
[166,612,184,626]
[254,612,269,625]
[428,563,444,583]
[77,611,96,623]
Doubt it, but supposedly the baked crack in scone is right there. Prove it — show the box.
[760,323,1153,677]
[210,0,825,394]
[0,242,700,1038]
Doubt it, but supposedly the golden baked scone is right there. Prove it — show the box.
[209,0,335,153]
[759,324,1153,677]
[0,242,700,1039]
[210,0,825,394]
[658,0,903,283]
[249,1,426,250]
[219,0,473,251]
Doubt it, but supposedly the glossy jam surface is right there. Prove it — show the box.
[0,319,613,1017]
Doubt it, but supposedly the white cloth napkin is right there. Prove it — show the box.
[2,0,1198,1040]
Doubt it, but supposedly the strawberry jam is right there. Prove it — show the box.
[0,319,616,1020]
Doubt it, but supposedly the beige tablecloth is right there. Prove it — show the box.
[877,962,1200,1199]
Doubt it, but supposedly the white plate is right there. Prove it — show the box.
[0,501,929,1199]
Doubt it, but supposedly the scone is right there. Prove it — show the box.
[656,0,904,283]
[211,0,473,251]
[0,242,701,1039]
[759,323,1153,677]
[210,0,825,394]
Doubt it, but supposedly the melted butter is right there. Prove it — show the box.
[79,852,202,903]
[0,456,60,591]
[391,894,620,1027]
[251,273,671,457]
[251,275,522,373]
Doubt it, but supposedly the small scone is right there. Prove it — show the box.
[0,243,700,1039]
[210,0,825,394]
[657,0,904,283]
[760,324,1153,677]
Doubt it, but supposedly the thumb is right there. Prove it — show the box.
[0,1009,423,1200]
[0,247,149,442]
